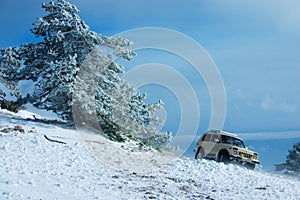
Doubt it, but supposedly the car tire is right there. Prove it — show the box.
[218,151,230,164]
[195,147,204,159]
[246,163,256,170]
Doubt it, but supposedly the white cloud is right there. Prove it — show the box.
[260,95,298,113]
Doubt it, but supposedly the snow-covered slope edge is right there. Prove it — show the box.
[1,110,300,200]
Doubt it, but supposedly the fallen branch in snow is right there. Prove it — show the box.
[44,135,66,144]
[255,186,269,190]
[33,117,73,127]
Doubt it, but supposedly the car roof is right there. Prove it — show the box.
[206,130,242,140]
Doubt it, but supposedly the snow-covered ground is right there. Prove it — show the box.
[1,109,300,200]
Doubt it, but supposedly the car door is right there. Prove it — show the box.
[208,134,221,157]
[201,133,212,156]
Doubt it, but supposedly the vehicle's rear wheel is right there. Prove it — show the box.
[218,151,230,164]
[195,147,204,159]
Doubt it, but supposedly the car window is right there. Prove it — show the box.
[211,134,220,142]
[232,139,245,148]
[202,134,212,141]
[221,135,245,148]
[221,135,230,144]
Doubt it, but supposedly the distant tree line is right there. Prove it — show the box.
[275,141,300,176]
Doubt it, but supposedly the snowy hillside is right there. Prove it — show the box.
[1,109,300,200]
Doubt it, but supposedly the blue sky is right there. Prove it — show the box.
[1,0,300,170]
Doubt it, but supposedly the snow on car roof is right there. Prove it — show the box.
[207,130,242,140]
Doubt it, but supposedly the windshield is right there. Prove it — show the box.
[221,135,245,148]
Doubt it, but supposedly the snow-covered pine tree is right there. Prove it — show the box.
[0,0,172,149]
[285,141,300,175]
[0,47,26,112]
[16,0,135,120]
[0,47,21,98]
[93,59,172,148]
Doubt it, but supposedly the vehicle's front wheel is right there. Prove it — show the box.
[218,151,230,164]
[246,163,256,170]
[195,147,205,159]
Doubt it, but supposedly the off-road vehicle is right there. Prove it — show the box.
[195,130,259,169]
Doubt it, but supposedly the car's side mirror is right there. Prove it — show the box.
[214,139,220,143]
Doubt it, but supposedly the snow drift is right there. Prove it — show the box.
[1,109,300,199]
